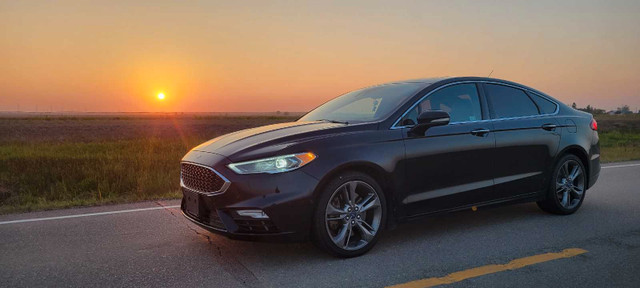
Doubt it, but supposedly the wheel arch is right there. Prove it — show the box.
[556,145,590,186]
[311,161,397,224]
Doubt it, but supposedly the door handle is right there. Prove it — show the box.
[470,128,490,137]
[541,123,557,131]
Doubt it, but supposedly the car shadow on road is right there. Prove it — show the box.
[382,203,547,245]
[193,202,551,264]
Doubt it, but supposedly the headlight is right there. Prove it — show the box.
[227,152,317,174]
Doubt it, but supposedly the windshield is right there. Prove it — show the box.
[299,83,424,124]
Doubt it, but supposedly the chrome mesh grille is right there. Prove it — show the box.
[181,163,225,193]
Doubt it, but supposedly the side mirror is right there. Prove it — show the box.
[408,110,450,136]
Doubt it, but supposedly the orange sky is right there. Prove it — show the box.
[1,1,639,112]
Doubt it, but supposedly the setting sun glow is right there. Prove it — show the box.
[0,2,638,112]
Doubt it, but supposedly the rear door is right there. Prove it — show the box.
[483,83,561,198]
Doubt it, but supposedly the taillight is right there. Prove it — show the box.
[590,118,598,131]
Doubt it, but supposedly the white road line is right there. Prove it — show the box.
[601,163,640,169]
[0,205,181,225]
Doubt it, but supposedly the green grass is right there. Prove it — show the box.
[0,114,639,214]
[0,115,297,214]
[595,114,640,163]
[598,131,640,163]
[0,138,201,214]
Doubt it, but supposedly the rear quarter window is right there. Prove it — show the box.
[529,93,558,114]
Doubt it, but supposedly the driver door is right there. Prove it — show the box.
[400,83,497,216]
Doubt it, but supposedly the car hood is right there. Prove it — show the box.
[192,121,346,161]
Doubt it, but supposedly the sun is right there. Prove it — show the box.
[157,92,165,100]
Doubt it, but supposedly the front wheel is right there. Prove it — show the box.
[312,171,386,258]
[537,154,587,215]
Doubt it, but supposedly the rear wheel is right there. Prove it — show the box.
[537,154,587,215]
[312,171,386,257]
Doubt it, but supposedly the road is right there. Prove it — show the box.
[1,161,640,288]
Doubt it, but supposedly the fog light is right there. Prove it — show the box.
[237,210,269,219]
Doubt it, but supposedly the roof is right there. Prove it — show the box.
[380,76,531,89]
[381,77,451,86]
[372,77,550,98]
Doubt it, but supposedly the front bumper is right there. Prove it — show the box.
[181,209,301,242]
[180,150,320,242]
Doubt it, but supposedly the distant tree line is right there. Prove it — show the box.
[571,103,638,115]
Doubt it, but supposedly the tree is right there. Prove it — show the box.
[617,105,632,114]
[585,105,592,112]
[577,104,605,115]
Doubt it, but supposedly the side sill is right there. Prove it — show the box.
[400,192,540,222]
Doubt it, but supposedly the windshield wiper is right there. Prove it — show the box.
[317,119,349,125]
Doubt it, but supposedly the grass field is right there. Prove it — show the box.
[0,114,298,214]
[1,113,639,214]
[594,114,640,163]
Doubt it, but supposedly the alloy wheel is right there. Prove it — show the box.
[324,180,382,251]
[555,159,585,210]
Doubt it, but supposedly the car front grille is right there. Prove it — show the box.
[201,210,226,230]
[208,212,225,230]
[181,163,227,194]
[234,219,279,234]
[184,206,226,231]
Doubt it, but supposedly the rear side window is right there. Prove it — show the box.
[529,93,557,114]
[485,84,539,119]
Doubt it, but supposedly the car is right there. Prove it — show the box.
[179,77,600,257]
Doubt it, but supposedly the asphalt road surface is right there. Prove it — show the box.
[1,161,640,288]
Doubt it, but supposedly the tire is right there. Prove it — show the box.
[537,154,587,215]
[312,171,387,258]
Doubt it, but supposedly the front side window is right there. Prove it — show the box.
[400,83,482,126]
[485,84,539,119]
